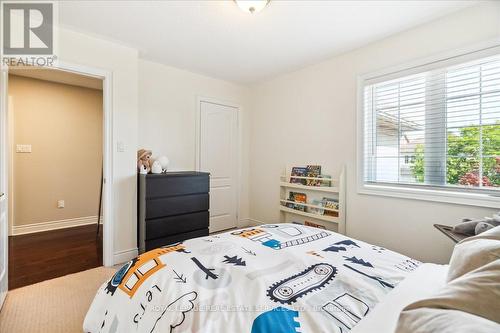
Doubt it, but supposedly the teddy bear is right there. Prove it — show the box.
[137,149,153,174]
[452,211,500,236]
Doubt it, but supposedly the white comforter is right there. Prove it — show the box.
[84,224,420,333]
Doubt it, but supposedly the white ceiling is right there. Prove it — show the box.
[58,1,476,84]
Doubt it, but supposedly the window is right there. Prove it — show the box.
[360,47,500,206]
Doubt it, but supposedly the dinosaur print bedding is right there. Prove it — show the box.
[84,224,420,333]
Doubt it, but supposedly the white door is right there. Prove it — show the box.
[0,67,8,309]
[199,100,238,233]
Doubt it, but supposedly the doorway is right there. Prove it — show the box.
[196,98,239,233]
[2,65,112,289]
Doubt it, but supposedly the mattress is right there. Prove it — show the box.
[84,223,421,332]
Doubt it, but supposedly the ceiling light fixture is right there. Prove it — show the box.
[235,0,269,14]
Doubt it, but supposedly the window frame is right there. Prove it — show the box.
[356,40,500,208]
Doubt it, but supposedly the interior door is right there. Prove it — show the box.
[199,100,238,233]
[0,67,8,309]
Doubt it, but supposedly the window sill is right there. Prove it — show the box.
[358,184,500,209]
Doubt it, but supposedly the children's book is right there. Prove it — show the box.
[304,221,326,229]
[289,192,307,211]
[308,199,324,215]
[322,197,339,217]
[290,167,308,185]
[319,174,332,187]
[306,165,321,186]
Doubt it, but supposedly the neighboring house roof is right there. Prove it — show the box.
[376,111,423,133]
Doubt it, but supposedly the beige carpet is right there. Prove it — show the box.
[0,267,116,333]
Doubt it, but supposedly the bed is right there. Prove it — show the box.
[83,223,434,333]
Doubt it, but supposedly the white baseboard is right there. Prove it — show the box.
[237,218,251,228]
[12,216,103,236]
[245,218,268,227]
[113,248,138,265]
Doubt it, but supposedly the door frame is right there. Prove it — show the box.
[0,65,8,307]
[0,61,115,271]
[195,96,241,229]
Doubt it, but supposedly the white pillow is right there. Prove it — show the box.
[396,259,500,332]
[447,226,500,282]
[396,308,500,333]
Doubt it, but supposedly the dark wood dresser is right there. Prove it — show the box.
[138,172,210,253]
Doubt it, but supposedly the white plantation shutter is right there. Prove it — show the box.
[362,49,500,195]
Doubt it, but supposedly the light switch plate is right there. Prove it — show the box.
[16,144,32,153]
[57,200,65,208]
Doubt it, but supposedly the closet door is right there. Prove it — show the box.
[198,100,238,233]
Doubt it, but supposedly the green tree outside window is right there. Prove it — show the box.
[411,122,500,187]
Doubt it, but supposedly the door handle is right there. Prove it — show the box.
[0,193,4,198]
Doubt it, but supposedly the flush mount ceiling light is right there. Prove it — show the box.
[235,0,270,14]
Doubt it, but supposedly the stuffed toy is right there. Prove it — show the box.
[137,149,153,173]
[156,156,169,172]
[452,212,500,236]
[151,160,162,174]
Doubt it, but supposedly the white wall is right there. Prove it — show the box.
[57,27,139,263]
[138,60,251,224]
[30,27,249,264]
[43,2,500,265]
[248,2,500,264]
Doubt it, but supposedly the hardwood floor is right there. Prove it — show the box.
[8,224,103,290]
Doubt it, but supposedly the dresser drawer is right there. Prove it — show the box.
[138,172,210,254]
[146,193,209,219]
[146,174,209,198]
[145,211,208,240]
[145,228,209,251]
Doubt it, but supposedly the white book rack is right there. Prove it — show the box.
[279,165,346,234]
